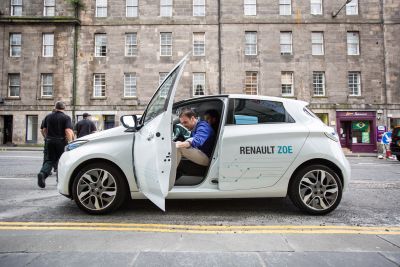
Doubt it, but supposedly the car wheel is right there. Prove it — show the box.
[289,164,343,215]
[72,163,127,214]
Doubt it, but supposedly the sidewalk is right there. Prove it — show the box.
[0,230,399,267]
[0,145,43,151]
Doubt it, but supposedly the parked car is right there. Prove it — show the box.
[390,126,400,161]
[57,54,351,215]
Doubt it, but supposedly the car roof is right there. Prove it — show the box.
[177,94,309,107]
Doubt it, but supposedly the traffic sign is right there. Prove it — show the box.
[381,132,392,145]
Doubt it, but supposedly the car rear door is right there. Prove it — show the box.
[218,98,309,191]
[133,54,188,211]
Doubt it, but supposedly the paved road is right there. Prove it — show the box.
[0,151,399,266]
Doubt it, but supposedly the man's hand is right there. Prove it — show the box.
[175,141,191,149]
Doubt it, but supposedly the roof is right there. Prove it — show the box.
[176,94,309,106]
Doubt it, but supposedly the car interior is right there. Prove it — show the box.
[172,99,224,186]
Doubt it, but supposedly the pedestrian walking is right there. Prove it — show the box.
[37,101,74,188]
[75,112,97,138]
[40,109,55,175]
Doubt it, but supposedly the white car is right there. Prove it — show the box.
[57,55,350,215]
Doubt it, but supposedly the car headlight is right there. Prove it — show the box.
[65,140,89,151]
[324,131,339,142]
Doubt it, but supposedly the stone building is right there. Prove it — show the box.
[0,0,399,153]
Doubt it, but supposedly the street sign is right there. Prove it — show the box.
[381,132,392,145]
[377,125,387,142]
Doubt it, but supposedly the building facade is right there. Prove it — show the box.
[0,0,399,153]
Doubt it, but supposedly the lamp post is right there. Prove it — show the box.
[332,0,353,18]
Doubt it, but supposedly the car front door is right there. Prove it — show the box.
[218,98,309,191]
[133,54,188,211]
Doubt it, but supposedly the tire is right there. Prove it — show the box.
[72,162,128,215]
[289,164,343,215]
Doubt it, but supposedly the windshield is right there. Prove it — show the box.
[141,66,179,124]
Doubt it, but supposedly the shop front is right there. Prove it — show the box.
[336,111,377,153]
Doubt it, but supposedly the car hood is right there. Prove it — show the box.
[77,126,130,141]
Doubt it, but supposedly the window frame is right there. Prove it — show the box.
[43,0,55,16]
[10,33,22,57]
[245,31,257,56]
[124,73,137,97]
[311,31,324,55]
[11,0,22,16]
[95,0,107,17]
[8,73,21,98]
[346,0,358,15]
[160,0,172,17]
[125,33,138,57]
[192,72,206,96]
[310,0,322,15]
[244,71,258,95]
[26,115,39,143]
[280,31,293,55]
[42,33,54,57]
[281,71,294,97]
[193,0,205,16]
[244,0,256,16]
[160,32,172,56]
[95,33,107,57]
[279,0,291,16]
[348,71,361,96]
[312,71,325,96]
[193,32,205,56]
[126,0,138,17]
[227,98,293,125]
[347,31,360,55]
[41,73,53,97]
[93,73,106,97]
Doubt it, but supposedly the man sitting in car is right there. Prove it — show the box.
[175,108,215,167]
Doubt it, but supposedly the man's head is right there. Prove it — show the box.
[55,101,66,110]
[204,109,219,127]
[83,112,90,119]
[179,108,197,131]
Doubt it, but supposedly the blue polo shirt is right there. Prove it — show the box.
[189,120,215,158]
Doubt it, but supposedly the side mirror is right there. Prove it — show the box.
[120,115,138,130]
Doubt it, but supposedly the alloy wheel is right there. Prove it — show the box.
[76,168,117,211]
[298,169,339,211]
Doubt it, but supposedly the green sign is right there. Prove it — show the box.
[362,132,370,143]
[352,121,369,131]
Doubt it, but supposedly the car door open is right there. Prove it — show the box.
[133,54,188,211]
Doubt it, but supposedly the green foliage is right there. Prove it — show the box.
[68,0,85,9]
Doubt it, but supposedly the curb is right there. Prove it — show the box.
[0,147,43,151]
[344,153,377,158]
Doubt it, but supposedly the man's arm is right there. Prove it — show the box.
[41,128,48,138]
[65,117,75,142]
[65,128,74,142]
[190,122,213,149]
[90,121,97,133]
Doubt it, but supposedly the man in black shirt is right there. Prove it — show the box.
[75,112,97,138]
[37,101,74,188]
[40,109,55,174]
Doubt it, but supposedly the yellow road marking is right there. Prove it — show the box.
[0,222,399,235]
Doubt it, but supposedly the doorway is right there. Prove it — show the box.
[339,121,352,150]
[2,116,13,145]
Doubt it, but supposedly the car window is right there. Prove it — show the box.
[142,66,179,124]
[393,128,400,137]
[229,99,294,125]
